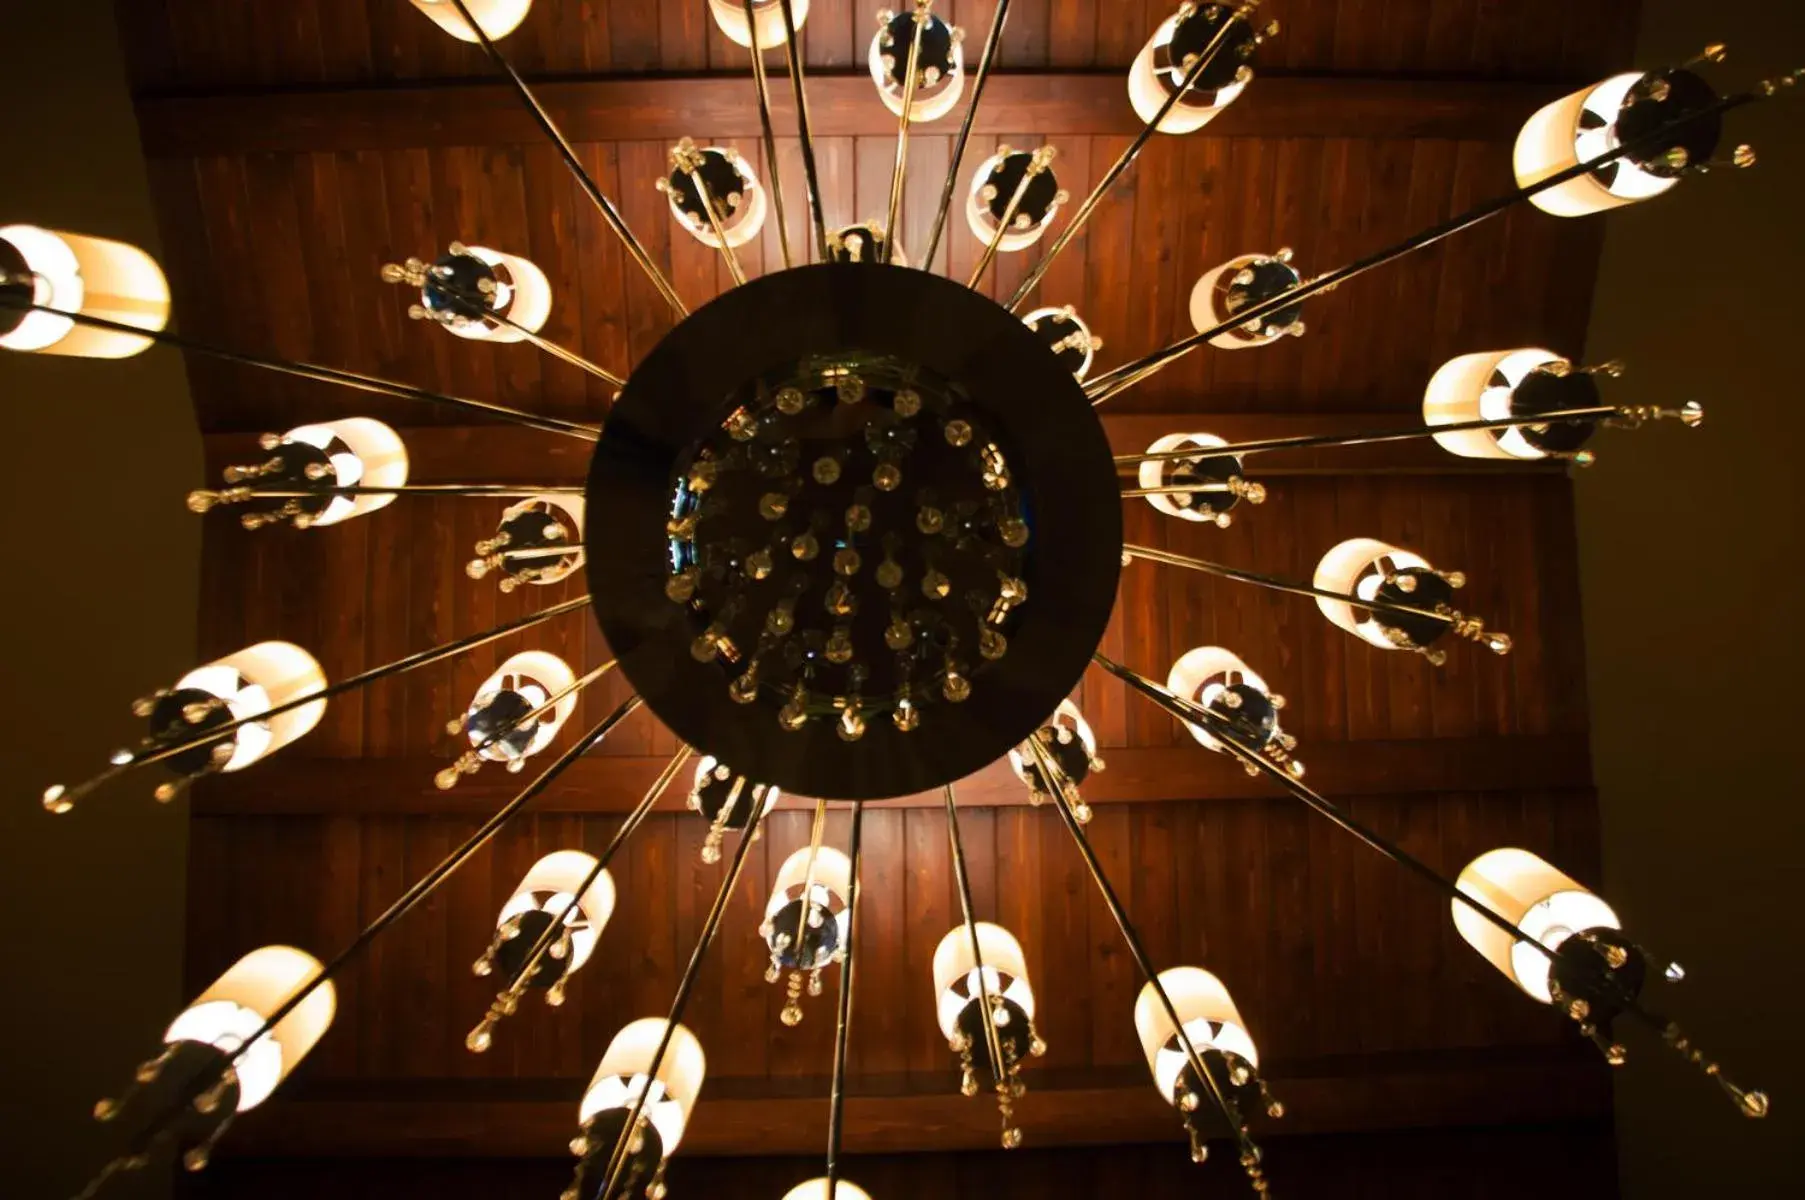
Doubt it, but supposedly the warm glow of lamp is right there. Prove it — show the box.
[931,922,1036,1041]
[0,224,169,358]
[282,418,410,525]
[173,642,327,773]
[497,850,614,974]
[1188,252,1304,349]
[1313,538,1435,649]
[867,8,964,123]
[1515,73,1681,218]
[1138,431,1241,524]
[1127,11,1251,135]
[709,0,810,50]
[765,845,854,946]
[664,145,770,250]
[1454,848,1621,1004]
[782,1179,874,1200]
[580,1018,707,1155]
[409,0,533,42]
[465,650,579,764]
[163,946,335,1111]
[1134,966,1259,1105]
[1167,645,1265,751]
[965,149,1065,253]
[828,220,908,266]
[1423,348,1570,460]
[443,244,551,342]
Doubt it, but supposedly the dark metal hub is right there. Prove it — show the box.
[1221,258,1303,338]
[1550,926,1648,1031]
[1162,4,1258,95]
[1024,725,1094,792]
[1175,1047,1264,1134]
[1163,448,1246,519]
[1026,310,1089,375]
[667,149,748,224]
[1373,566,1455,649]
[467,687,539,758]
[589,264,1121,800]
[955,996,1036,1075]
[1207,683,1278,750]
[981,152,1062,225]
[767,897,841,968]
[494,907,567,989]
[1510,367,1601,454]
[881,10,956,87]
[149,685,242,778]
[1612,69,1722,178]
[422,250,500,321]
[0,235,32,338]
[576,1106,665,1200]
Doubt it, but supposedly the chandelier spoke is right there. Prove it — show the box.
[922,0,1011,270]
[882,3,931,266]
[42,595,595,814]
[442,0,688,318]
[1005,5,1266,314]
[189,484,587,518]
[467,744,694,1051]
[1084,76,1783,405]
[775,0,831,261]
[944,786,1010,1118]
[670,142,751,286]
[0,292,600,440]
[823,798,866,1197]
[592,782,773,1198]
[968,146,1053,289]
[1025,732,1269,1192]
[742,0,795,270]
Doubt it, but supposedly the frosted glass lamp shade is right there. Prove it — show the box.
[1166,645,1265,751]
[783,1179,874,1200]
[175,641,327,772]
[709,0,810,50]
[1313,538,1435,649]
[1127,12,1251,135]
[466,650,579,762]
[409,0,533,42]
[1515,74,1683,218]
[1454,848,1621,1003]
[965,150,1065,253]
[282,418,410,525]
[1423,348,1574,461]
[932,922,1036,1040]
[580,1018,707,1153]
[868,9,964,122]
[1134,967,1259,1106]
[0,225,169,357]
[497,850,615,973]
[164,945,335,1111]
[766,845,854,921]
[665,146,769,249]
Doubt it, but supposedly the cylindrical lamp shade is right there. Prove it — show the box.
[1423,348,1575,461]
[1313,538,1436,650]
[783,1181,874,1200]
[1134,967,1258,1106]
[665,145,769,249]
[1514,73,1685,218]
[868,8,965,122]
[965,149,1065,253]
[172,642,327,773]
[430,244,551,342]
[1006,698,1099,793]
[709,0,810,49]
[932,922,1036,1040]
[163,946,335,1111]
[1127,11,1253,135]
[764,845,854,968]
[1022,305,1100,381]
[1136,431,1247,525]
[1454,848,1621,1003]
[476,494,585,587]
[828,221,908,266]
[1188,252,1304,349]
[1166,645,1265,751]
[0,225,169,357]
[497,850,615,973]
[580,1018,707,1154]
[465,650,579,763]
[281,418,410,525]
[409,0,532,42]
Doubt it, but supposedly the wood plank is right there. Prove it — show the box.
[133,74,1567,158]
[190,736,1592,815]
[223,1049,1610,1157]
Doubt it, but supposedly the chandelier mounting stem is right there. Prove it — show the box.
[777,0,832,261]
[1112,407,1622,466]
[882,2,931,266]
[824,798,865,1194]
[1004,10,1239,313]
[443,0,688,318]
[1122,544,1458,626]
[598,780,773,1195]
[43,596,595,812]
[1085,84,1771,404]
[0,294,599,440]
[922,0,1011,269]
[944,785,1007,1097]
[1027,733,1264,1181]
[743,0,795,270]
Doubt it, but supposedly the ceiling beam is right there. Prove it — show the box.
[225,1049,1609,1158]
[190,734,1590,816]
[134,72,1564,159]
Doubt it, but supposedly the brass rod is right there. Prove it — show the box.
[922,0,1012,268]
[743,0,795,270]
[824,799,866,1193]
[684,158,751,287]
[1122,543,1456,625]
[944,785,1007,1093]
[882,3,930,265]
[967,160,1036,290]
[777,0,832,260]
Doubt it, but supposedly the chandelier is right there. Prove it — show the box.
[7,2,1789,1197]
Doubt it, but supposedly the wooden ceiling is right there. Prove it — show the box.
[117,0,1640,1191]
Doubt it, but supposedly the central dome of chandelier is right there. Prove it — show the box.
[8,1,1791,1198]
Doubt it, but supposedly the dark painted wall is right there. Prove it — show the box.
[1579,1,1805,1195]
[0,3,199,1197]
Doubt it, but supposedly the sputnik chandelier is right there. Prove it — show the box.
[5,1,1792,1196]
